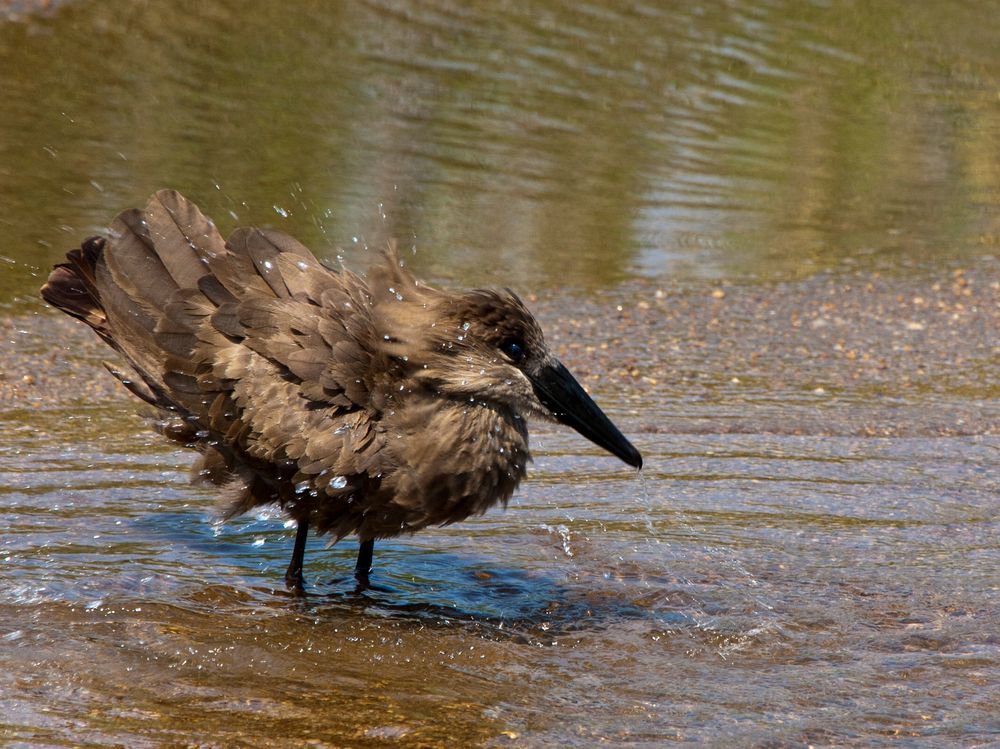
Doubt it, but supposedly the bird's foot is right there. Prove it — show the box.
[285,571,307,596]
[351,569,391,594]
[353,568,371,593]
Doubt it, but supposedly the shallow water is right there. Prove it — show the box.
[3,278,998,747]
[2,0,1000,301]
[2,1,999,747]
[2,406,998,746]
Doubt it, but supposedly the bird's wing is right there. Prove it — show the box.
[172,226,391,486]
[77,191,385,494]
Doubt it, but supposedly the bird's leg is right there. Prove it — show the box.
[284,517,309,593]
[354,538,374,586]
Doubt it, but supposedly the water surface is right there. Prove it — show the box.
[1,1,999,746]
[2,0,1000,302]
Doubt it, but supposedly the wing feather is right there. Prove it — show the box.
[46,190,390,521]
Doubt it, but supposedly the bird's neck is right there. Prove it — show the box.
[384,392,531,501]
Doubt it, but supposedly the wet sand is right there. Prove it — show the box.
[6,263,997,436]
[551,265,999,437]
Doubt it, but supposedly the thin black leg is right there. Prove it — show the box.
[354,538,374,585]
[284,517,309,593]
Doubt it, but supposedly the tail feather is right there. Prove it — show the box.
[40,191,317,415]
[40,237,109,332]
[102,361,159,406]
[41,193,227,409]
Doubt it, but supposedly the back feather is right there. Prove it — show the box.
[42,191,387,529]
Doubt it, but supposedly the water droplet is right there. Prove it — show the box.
[295,480,311,494]
[273,206,289,218]
[331,476,348,490]
[263,259,274,270]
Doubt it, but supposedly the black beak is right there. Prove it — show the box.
[529,360,643,469]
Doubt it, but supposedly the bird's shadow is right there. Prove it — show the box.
[272,548,694,642]
[135,511,695,641]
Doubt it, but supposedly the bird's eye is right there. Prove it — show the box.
[500,338,527,363]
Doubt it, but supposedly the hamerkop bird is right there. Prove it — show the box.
[41,191,642,590]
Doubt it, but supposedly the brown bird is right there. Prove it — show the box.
[41,191,642,591]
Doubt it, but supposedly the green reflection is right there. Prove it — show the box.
[0,0,998,308]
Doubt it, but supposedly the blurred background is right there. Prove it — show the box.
[2,0,999,304]
[1,2,998,746]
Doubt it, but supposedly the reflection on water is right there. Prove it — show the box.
[2,396,998,746]
[1,0,1000,305]
[4,271,1000,746]
[2,0,999,746]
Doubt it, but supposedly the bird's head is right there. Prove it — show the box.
[371,250,642,469]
